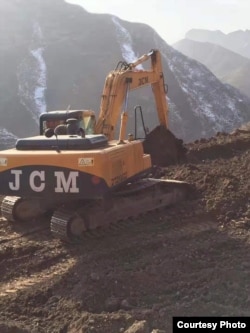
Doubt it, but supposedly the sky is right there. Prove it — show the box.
[65,0,250,44]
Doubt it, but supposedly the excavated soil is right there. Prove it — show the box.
[0,128,250,333]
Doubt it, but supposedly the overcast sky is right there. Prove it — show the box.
[65,0,250,44]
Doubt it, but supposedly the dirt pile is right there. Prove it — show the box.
[0,127,250,333]
[164,129,250,224]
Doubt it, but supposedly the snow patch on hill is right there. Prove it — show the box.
[0,128,18,150]
[112,17,143,69]
[17,21,47,124]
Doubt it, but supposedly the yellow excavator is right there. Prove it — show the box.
[0,49,191,241]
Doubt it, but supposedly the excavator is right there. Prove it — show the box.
[0,49,191,241]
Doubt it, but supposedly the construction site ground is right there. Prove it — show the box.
[0,128,250,333]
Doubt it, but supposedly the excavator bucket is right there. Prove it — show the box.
[143,125,187,166]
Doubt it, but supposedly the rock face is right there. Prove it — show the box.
[0,0,250,148]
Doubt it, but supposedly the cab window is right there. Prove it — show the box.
[79,115,96,135]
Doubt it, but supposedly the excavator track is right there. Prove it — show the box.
[1,196,22,222]
[1,196,48,222]
[50,178,193,242]
[50,208,80,241]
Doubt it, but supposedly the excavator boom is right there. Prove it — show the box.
[95,49,168,140]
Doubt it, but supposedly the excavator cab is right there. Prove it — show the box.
[15,110,106,151]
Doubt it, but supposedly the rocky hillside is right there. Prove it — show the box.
[185,29,250,59]
[0,0,250,148]
[173,39,250,98]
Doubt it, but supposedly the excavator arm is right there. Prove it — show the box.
[95,49,169,140]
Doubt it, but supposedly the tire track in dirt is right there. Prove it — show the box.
[0,226,50,245]
[0,257,76,297]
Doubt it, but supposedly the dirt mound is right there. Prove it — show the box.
[164,129,250,224]
[143,125,186,166]
[186,130,250,161]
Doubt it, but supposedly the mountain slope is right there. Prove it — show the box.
[0,0,250,148]
[173,38,250,98]
[186,29,250,59]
